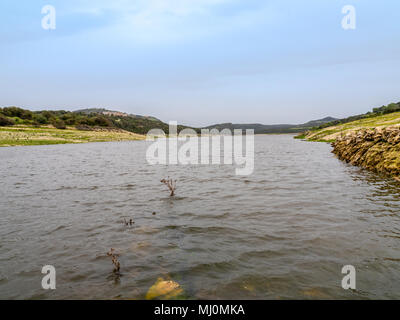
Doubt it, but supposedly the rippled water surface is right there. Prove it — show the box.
[1,135,400,299]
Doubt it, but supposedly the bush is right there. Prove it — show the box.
[90,116,112,127]
[41,111,54,120]
[373,103,400,115]
[51,118,66,129]
[0,114,15,126]
[33,114,48,124]
[1,107,33,119]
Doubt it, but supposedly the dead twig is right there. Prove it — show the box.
[161,177,177,196]
[123,218,134,226]
[107,248,121,273]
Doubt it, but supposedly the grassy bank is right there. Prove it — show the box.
[0,126,145,147]
[298,111,400,142]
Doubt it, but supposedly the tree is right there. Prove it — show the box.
[0,114,15,126]
[33,114,48,124]
[51,118,66,129]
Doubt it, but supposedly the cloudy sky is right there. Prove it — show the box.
[1,0,399,126]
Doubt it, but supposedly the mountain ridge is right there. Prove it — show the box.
[74,108,338,134]
[74,108,161,122]
[1,105,337,134]
[205,117,338,134]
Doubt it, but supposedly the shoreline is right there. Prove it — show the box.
[331,127,400,181]
[296,112,400,180]
[0,125,146,147]
[0,128,298,148]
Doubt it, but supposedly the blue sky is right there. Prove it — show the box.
[0,0,399,126]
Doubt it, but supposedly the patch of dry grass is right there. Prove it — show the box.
[303,112,400,142]
[0,125,145,147]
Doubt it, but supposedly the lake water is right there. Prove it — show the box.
[1,135,400,299]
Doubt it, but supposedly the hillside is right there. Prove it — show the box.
[0,106,171,147]
[206,117,337,134]
[296,101,400,179]
[75,108,161,122]
[0,106,196,136]
[298,111,400,142]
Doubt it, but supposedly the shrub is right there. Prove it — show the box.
[2,106,23,118]
[42,111,54,120]
[1,107,33,119]
[33,114,48,124]
[51,118,66,129]
[0,114,15,126]
[91,116,112,127]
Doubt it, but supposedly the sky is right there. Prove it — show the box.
[0,0,400,127]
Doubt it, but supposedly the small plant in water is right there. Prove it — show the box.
[123,218,134,226]
[161,177,177,196]
[107,248,120,273]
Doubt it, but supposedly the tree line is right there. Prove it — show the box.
[315,102,400,130]
[0,107,193,134]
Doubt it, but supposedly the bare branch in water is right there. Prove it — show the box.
[161,177,177,196]
[123,218,134,226]
[107,248,120,273]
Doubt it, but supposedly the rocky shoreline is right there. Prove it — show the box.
[331,127,400,180]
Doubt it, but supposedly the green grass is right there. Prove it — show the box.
[0,139,72,146]
[302,112,400,142]
[293,133,306,139]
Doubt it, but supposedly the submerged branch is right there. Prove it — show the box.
[161,177,177,196]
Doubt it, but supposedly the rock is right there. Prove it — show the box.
[332,127,400,177]
[145,277,183,300]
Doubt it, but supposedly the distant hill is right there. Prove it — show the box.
[75,108,160,122]
[72,108,194,134]
[0,106,195,135]
[301,117,337,127]
[300,111,400,142]
[297,100,400,142]
[1,105,340,135]
[76,108,337,134]
[205,117,338,134]
[309,101,400,131]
